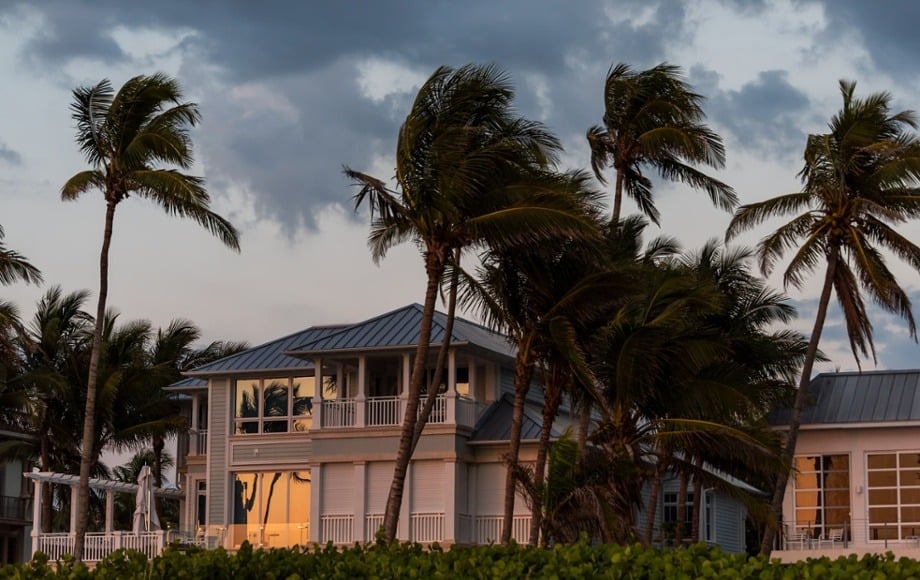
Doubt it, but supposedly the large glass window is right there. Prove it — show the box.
[867,452,920,541]
[663,491,694,538]
[231,471,311,548]
[234,377,314,434]
[793,454,850,539]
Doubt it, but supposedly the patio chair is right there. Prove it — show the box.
[784,526,811,550]
[818,528,843,548]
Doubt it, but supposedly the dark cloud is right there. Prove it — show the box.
[0,142,21,165]
[818,0,920,79]
[1,0,698,233]
[701,69,812,159]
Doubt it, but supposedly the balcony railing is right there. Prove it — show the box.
[319,395,488,430]
[0,495,30,521]
[36,531,165,562]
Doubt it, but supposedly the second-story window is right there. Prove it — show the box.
[234,377,315,434]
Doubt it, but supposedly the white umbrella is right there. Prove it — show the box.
[132,465,161,533]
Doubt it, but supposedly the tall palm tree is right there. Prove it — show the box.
[726,80,920,555]
[587,63,737,224]
[62,73,240,559]
[0,225,43,287]
[346,64,599,541]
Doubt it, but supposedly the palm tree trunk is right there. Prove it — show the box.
[576,403,591,456]
[612,168,625,223]
[760,248,838,556]
[674,470,689,547]
[382,250,443,542]
[643,454,666,545]
[690,457,703,543]
[501,343,534,544]
[530,365,564,546]
[74,198,116,561]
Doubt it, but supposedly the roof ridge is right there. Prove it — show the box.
[290,304,425,351]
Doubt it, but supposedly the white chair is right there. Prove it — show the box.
[784,526,811,550]
[819,528,843,548]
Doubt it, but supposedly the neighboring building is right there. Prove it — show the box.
[771,370,920,561]
[0,431,34,564]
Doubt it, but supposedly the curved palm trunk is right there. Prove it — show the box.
[690,457,703,543]
[529,365,564,546]
[501,343,534,544]
[576,403,591,456]
[643,453,667,545]
[382,251,443,542]
[674,470,689,547]
[760,249,838,556]
[74,199,116,561]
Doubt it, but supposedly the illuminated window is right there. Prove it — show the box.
[867,452,920,541]
[233,377,314,434]
[793,454,850,539]
[231,471,311,548]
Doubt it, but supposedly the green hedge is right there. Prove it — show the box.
[3,541,920,579]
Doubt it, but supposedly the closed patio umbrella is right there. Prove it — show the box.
[132,465,161,533]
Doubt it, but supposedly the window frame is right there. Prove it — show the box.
[232,376,315,435]
[866,451,920,542]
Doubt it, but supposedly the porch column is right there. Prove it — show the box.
[69,485,78,533]
[191,393,201,454]
[444,460,457,543]
[30,474,41,552]
[446,349,457,424]
[313,357,324,429]
[468,356,477,403]
[105,489,115,533]
[353,462,367,542]
[309,464,322,544]
[355,355,367,428]
[400,353,411,419]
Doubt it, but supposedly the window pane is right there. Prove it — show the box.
[902,488,920,504]
[794,471,819,489]
[901,470,920,487]
[869,488,899,505]
[456,367,470,397]
[263,379,290,418]
[903,526,920,539]
[825,455,849,470]
[870,525,899,540]
[235,380,259,419]
[795,456,821,473]
[900,453,920,469]
[869,506,898,524]
[261,472,289,548]
[232,473,258,547]
[292,377,315,417]
[263,420,288,433]
[903,506,920,522]
[868,471,898,487]
[235,421,258,435]
[869,454,897,469]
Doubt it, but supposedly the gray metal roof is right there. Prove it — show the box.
[183,325,347,376]
[167,376,207,389]
[771,369,920,425]
[287,304,514,358]
[470,394,567,443]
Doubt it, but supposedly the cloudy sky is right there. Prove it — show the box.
[2,0,920,374]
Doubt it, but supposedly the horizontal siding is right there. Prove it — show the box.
[366,462,393,514]
[714,491,744,553]
[412,460,444,513]
[208,379,229,526]
[230,438,312,466]
[322,463,354,514]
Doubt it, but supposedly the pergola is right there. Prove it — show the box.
[25,469,184,561]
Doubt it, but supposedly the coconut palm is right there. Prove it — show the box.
[726,80,920,555]
[345,63,599,541]
[0,225,43,287]
[587,63,737,224]
[62,73,240,558]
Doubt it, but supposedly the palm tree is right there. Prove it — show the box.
[587,63,737,224]
[62,73,240,559]
[0,225,43,287]
[345,64,599,541]
[726,80,920,555]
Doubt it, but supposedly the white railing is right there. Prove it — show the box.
[474,515,532,545]
[367,397,402,427]
[321,514,354,544]
[365,513,384,540]
[196,430,208,455]
[418,395,447,424]
[36,531,165,562]
[322,400,356,428]
[410,513,444,543]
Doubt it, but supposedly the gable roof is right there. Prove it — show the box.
[286,304,514,359]
[182,325,347,376]
[771,369,920,426]
[470,394,570,443]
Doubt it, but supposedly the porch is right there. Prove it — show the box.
[317,512,532,546]
[772,518,920,562]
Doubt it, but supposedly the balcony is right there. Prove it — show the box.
[0,495,31,523]
[772,518,920,562]
[319,395,489,430]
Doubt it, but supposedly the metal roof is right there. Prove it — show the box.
[287,304,514,358]
[770,369,920,425]
[470,394,568,443]
[167,376,207,390]
[182,325,347,376]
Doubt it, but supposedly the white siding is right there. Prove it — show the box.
[475,463,504,515]
[208,379,229,526]
[411,460,444,513]
[366,462,393,514]
[322,463,354,514]
[714,490,745,553]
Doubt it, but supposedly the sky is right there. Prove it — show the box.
[2,0,920,375]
